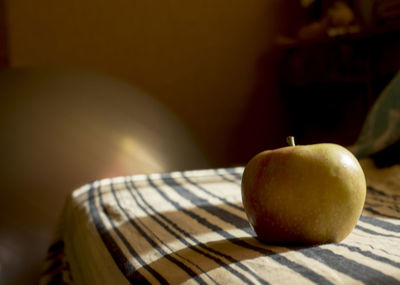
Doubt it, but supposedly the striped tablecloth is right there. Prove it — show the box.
[40,160,400,284]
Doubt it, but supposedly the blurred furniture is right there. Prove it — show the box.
[0,68,210,285]
[276,22,400,145]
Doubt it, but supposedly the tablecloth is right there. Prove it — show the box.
[40,160,400,284]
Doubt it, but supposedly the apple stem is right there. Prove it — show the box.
[286,136,295,147]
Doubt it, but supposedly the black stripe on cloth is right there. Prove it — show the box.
[359,216,400,233]
[47,273,63,285]
[214,169,242,184]
[88,182,162,284]
[298,247,400,284]
[355,224,400,240]
[107,181,208,285]
[124,178,266,285]
[363,205,400,219]
[365,193,393,204]
[220,168,243,180]
[365,186,400,216]
[181,172,244,212]
[41,247,73,284]
[336,243,400,269]
[43,240,65,269]
[364,204,400,219]
[42,259,63,276]
[368,186,400,200]
[47,240,65,255]
[148,176,334,285]
[162,174,252,234]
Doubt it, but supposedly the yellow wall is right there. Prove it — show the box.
[4,0,287,165]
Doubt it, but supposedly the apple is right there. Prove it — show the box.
[241,137,366,245]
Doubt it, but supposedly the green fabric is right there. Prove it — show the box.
[349,71,400,158]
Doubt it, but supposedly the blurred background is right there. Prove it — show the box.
[0,0,399,284]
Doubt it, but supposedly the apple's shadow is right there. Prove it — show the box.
[139,235,313,284]
[100,187,315,283]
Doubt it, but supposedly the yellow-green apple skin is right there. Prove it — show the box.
[241,142,366,245]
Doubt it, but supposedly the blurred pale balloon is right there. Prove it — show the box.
[0,67,210,285]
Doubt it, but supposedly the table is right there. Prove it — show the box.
[40,161,400,284]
